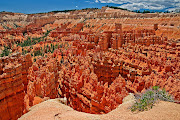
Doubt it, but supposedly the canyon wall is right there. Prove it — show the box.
[0,53,32,120]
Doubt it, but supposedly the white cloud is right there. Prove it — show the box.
[98,0,180,11]
[95,0,99,3]
[85,1,95,4]
[168,7,180,12]
[120,2,165,10]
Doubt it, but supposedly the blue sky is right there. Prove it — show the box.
[0,0,179,13]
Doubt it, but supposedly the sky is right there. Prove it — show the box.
[0,0,180,13]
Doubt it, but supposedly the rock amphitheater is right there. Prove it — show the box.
[0,7,180,120]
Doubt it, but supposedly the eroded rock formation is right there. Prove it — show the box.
[26,56,60,108]
[0,53,32,120]
[0,6,180,120]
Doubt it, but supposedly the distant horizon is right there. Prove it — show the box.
[0,0,179,14]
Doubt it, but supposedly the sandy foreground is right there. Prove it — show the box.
[19,99,180,120]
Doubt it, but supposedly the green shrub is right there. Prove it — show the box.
[1,46,11,57]
[18,29,52,47]
[131,86,174,112]
[34,50,42,56]
[33,58,36,62]
[22,49,27,55]
[60,56,64,64]
[44,30,52,37]
[55,44,58,49]
[14,23,21,28]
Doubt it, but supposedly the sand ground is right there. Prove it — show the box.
[19,99,180,120]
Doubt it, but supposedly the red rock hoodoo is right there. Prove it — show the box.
[26,56,60,107]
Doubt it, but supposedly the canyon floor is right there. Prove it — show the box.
[19,98,180,120]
